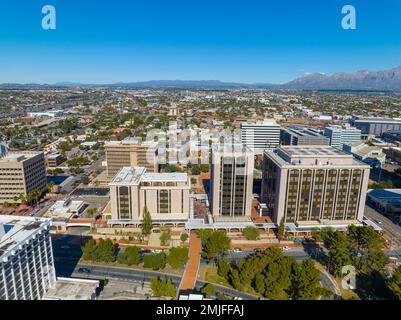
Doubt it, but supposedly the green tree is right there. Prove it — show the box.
[201,283,217,298]
[93,238,116,263]
[242,226,260,240]
[217,259,232,278]
[387,267,401,300]
[143,253,166,270]
[117,246,142,266]
[159,229,171,246]
[82,239,97,261]
[150,277,176,298]
[290,259,325,300]
[141,206,152,237]
[81,176,90,185]
[197,230,231,264]
[167,247,189,269]
[180,232,189,243]
[277,217,285,241]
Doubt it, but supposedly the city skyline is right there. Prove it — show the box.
[2,0,401,84]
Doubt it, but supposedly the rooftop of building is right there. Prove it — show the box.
[240,119,280,127]
[282,127,327,138]
[280,145,347,157]
[354,117,401,123]
[266,146,370,167]
[142,172,188,183]
[0,215,51,260]
[105,137,158,147]
[42,277,99,300]
[45,199,87,220]
[212,143,254,155]
[0,151,43,163]
[109,167,147,185]
[109,167,188,185]
[367,189,401,202]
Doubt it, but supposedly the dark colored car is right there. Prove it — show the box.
[77,268,91,274]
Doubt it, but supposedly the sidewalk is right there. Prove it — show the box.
[179,232,201,291]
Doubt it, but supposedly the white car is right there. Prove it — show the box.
[151,249,162,254]
[233,248,242,253]
[283,246,291,252]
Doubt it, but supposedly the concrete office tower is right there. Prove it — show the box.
[0,216,56,300]
[324,125,362,150]
[210,143,254,218]
[0,152,47,204]
[109,167,191,225]
[352,117,401,139]
[261,146,370,228]
[281,127,330,146]
[240,120,281,154]
[105,137,159,179]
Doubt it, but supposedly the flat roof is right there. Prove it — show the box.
[279,146,347,157]
[110,167,146,185]
[0,151,43,163]
[0,215,51,260]
[43,277,99,300]
[46,200,86,219]
[368,189,401,200]
[143,172,188,183]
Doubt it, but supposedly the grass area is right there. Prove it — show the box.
[203,265,231,287]
[79,259,185,276]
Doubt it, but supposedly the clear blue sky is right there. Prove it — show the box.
[1,0,401,84]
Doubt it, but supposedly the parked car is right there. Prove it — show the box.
[233,248,242,253]
[283,246,291,252]
[151,249,162,254]
[77,268,91,274]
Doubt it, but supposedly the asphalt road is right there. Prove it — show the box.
[55,261,259,300]
[364,205,401,262]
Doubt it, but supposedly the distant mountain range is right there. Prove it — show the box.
[284,66,401,91]
[3,65,401,91]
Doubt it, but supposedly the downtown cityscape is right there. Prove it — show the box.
[1,0,401,311]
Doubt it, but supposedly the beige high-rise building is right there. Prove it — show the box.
[0,152,47,204]
[109,167,191,224]
[105,137,158,179]
[261,146,370,228]
[210,143,254,218]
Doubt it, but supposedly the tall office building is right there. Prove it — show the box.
[324,125,361,150]
[240,120,281,154]
[352,117,401,138]
[109,167,191,224]
[105,137,158,179]
[0,216,56,300]
[261,146,370,229]
[210,143,254,218]
[281,127,329,146]
[0,152,47,204]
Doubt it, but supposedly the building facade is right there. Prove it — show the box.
[0,152,47,204]
[240,120,281,154]
[281,127,329,146]
[109,167,191,224]
[352,117,401,138]
[210,144,254,218]
[261,146,370,228]
[323,125,362,150]
[0,216,56,300]
[105,137,158,179]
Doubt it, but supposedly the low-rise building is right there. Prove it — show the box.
[45,152,66,168]
[367,189,401,215]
